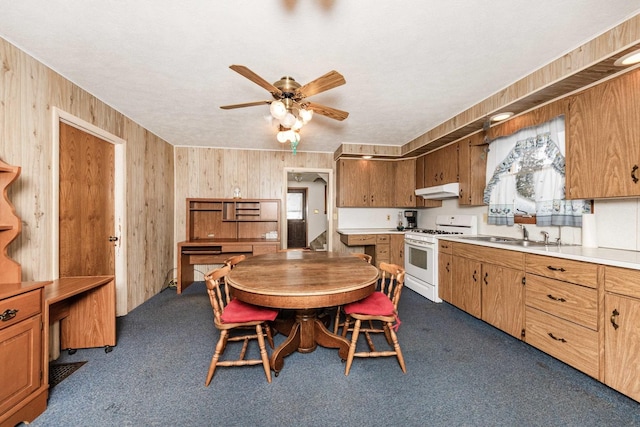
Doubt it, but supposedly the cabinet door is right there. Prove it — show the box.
[605,293,640,402]
[0,315,42,416]
[337,159,370,207]
[389,234,404,266]
[369,161,395,207]
[415,155,426,207]
[426,143,459,187]
[567,71,640,199]
[438,252,452,302]
[458,136,487,206]
[394,159,416,207]
[451,256,482,318]
[481,264,524,339]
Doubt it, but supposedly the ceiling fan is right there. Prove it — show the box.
[220,65,349,122]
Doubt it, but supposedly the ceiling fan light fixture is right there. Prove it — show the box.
[281,112,297,128]
[270,100,287,119]
[299,108,313,123]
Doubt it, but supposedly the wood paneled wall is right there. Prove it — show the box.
[0,37,174,313]
[173,148,337,268]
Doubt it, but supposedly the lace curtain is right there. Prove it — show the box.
[483,115,590,226]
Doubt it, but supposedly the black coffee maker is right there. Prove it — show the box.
[404,210,418,229]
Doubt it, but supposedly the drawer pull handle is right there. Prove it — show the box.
[546,294,566,303]
[546,266,566,272]
[445,262,450,273]
[472,270,478,282]
[632,165,639,184]
[0,308,19,321]
[610,309,620,330]
[483,272,489,285]
[548,332,567,343]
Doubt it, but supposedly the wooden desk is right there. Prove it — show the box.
[44,276,116,384]
[227,251,378,375]
[177,239,279,293]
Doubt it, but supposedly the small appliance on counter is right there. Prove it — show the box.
[404,210,418,229]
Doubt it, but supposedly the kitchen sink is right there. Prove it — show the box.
[457,235,550,247]
[457,235,519,243]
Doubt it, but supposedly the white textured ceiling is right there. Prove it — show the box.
[1,1,639,153]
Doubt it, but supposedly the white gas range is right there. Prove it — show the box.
[404,215,478,302]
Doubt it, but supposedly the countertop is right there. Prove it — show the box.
[439,235,640,271]
[337,228,407,235]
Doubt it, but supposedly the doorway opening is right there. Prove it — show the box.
[287,188,308,249]
[282,168,333,251]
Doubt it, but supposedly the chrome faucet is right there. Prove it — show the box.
[541,231,549,245]
[519,224,529,241]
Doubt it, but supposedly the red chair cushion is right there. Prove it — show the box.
[344,291,394,316]
[221,299,278,323]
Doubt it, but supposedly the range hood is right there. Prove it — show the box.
[415,182,460,200]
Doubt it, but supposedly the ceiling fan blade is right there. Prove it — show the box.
[220,100,271,110]
[296,70,346,98]
[306,102,349,121]
[229,65,282,96]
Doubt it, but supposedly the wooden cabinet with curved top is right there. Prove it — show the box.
[0,159,21,283]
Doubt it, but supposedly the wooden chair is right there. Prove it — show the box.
[204,265,278,386]
[341,262,406,375]
[223,254,246,269]
[333,253,372,334]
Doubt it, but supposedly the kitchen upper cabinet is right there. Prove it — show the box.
[567,69,640,199]
[458,134,487,206]
[394,159,417,207]
[414,155,442,208]
[424,142,459,188]
[337,159,394,207]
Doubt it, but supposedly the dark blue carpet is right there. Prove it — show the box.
[32,282,639,426]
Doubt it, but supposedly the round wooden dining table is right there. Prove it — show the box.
[226,250,379,375]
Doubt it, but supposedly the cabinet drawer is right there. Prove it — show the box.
[452,242,524,270]
[526,275,598,330]
[438,240,453,254]
[376,234,390,244]
[605,265,640,299]
[526,254,598,288]
[340,234,376,246]
[525,307,599,378]
[0,289,42,331]
[375,244,390,258]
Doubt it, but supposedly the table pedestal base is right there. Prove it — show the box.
[270,308,350,375]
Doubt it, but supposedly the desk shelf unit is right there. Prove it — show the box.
[187,198,280,240]
[178,198,281,294]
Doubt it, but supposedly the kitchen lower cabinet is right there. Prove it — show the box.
[340,233,404,267]
[603,265,640,402]
[451,255,482,317]
[481,264,524,339]
[0,284,47,426]
[438,241,453,302]
[451,243,525,336]
[524,254,601,379]
[444,240,640,403]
